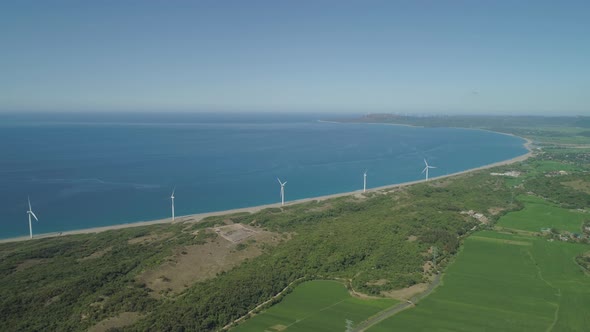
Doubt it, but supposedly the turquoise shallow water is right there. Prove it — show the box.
[0,113,527,238]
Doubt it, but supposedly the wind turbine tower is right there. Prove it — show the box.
[277,178,287,206]
[26,197,39,239]
[363,170,368,193]
[422,159,437,181]
[170,187,175,221]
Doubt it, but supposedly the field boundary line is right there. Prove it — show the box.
[220,277,306,331]
[284,298,348,329]
[523,249,562,332]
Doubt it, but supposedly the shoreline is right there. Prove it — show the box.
[0,120,533,244]
[0,133,533,244]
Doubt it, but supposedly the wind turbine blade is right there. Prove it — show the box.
[283,181,287,186]
[172,186,176,196]
[28,196,32,211]
[422,167,427,173]
[424,159,428,166]
[30,211,38,221]
[430,166,437,169]
[277,177,282,185]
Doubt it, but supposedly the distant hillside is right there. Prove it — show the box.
[335,114,589,130]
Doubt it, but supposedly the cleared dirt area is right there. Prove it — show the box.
[351,193,369,200]
[87,312,142,332]
[214,223,256,243]
[137,224,281,297]
[305,202,334,212]
[382,283,428,300]
[488,206,506,215]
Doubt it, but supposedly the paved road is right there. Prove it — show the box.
[352,272,442,332]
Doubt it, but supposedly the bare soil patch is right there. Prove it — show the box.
[127,232,173,244]
[407,235,418,242]
[214,224,256,243]
[431,179,452,188]
[138,225,280,297]
[305,202,333,212]
[87,312,142,332]
[488,207,506,216]
[351,193,369,200]
[382,283,428,300]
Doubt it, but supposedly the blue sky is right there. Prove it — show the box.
[1,1,589,114]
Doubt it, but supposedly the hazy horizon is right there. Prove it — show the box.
[1,1,589,115]
[0,110,587,117]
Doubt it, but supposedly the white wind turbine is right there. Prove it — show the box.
[277,178,287,206]
[422,159,437,181]
[170,187,175,221]
[363,170,368,193]
[26,197,39,239]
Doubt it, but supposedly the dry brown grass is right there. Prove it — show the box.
[214,224,256,243]
[87,312,142,332]
[305,202,333,212]
[423,261,434,273]
[382,283,428,300]
[137,224,281,297]
[127,232,173,245]
[562,180,590,194]
[488,207,506,216]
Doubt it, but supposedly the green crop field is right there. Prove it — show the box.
[368,209,590,331]
[524,160,580,175]
[232,280,397,332]
[497,195,586,233]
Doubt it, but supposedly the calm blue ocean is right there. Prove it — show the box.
[0,112,527,239]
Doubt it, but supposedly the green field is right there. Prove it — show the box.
[232,280,397,332]
[497,195,586,233]
[368,216,590,331]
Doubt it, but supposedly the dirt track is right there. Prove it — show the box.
[352,272,443,332]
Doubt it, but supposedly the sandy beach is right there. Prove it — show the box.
[0,136,533,244]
